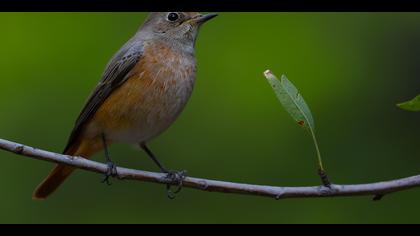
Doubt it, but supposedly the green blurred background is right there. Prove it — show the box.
[0,12,419,224]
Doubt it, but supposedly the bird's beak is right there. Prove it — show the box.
[194,13,218,25]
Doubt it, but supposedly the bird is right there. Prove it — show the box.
[33,12,217,200]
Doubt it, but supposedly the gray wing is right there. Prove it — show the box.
[63,39,144,154]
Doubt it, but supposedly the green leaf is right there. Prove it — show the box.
[397,95,420,112]
[264,70,326,174]
[263,70,315,131]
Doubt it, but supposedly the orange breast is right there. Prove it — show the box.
[84,41,196,144]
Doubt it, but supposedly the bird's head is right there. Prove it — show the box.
[139,12,217,48]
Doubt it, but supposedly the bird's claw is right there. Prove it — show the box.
[101,161,118,185]
[164,170,187,199]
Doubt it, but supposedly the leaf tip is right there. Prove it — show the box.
[397,95,420,112]
[263,69,274,78]
[264,70,281,83]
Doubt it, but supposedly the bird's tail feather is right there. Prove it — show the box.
[32,164,76,200]
[33,139,101,200]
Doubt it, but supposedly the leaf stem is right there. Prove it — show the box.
[309,128,324,171]
[309,128,331,187]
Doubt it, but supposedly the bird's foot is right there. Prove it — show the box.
[101,161,119,185]
[163,170,187,199]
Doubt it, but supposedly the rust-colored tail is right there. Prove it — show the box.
[33,139,102,200]
[32,164,76,200]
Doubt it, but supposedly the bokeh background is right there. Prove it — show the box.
[0,12,419,224]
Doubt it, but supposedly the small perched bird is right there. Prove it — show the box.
[33,12,217,199]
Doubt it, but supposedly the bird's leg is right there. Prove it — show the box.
[140,143,169,173]
[140,143,187,199]
[101,134,118,185]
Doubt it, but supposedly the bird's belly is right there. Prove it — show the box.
[89,70,195,144]
[115,81,193,143]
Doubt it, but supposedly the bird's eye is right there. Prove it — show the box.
[167,12,180,22]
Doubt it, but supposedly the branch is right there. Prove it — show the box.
[1,137,420,200]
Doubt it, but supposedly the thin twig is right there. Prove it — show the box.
[1,138,419,200]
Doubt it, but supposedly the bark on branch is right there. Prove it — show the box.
[1,137,419,200]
